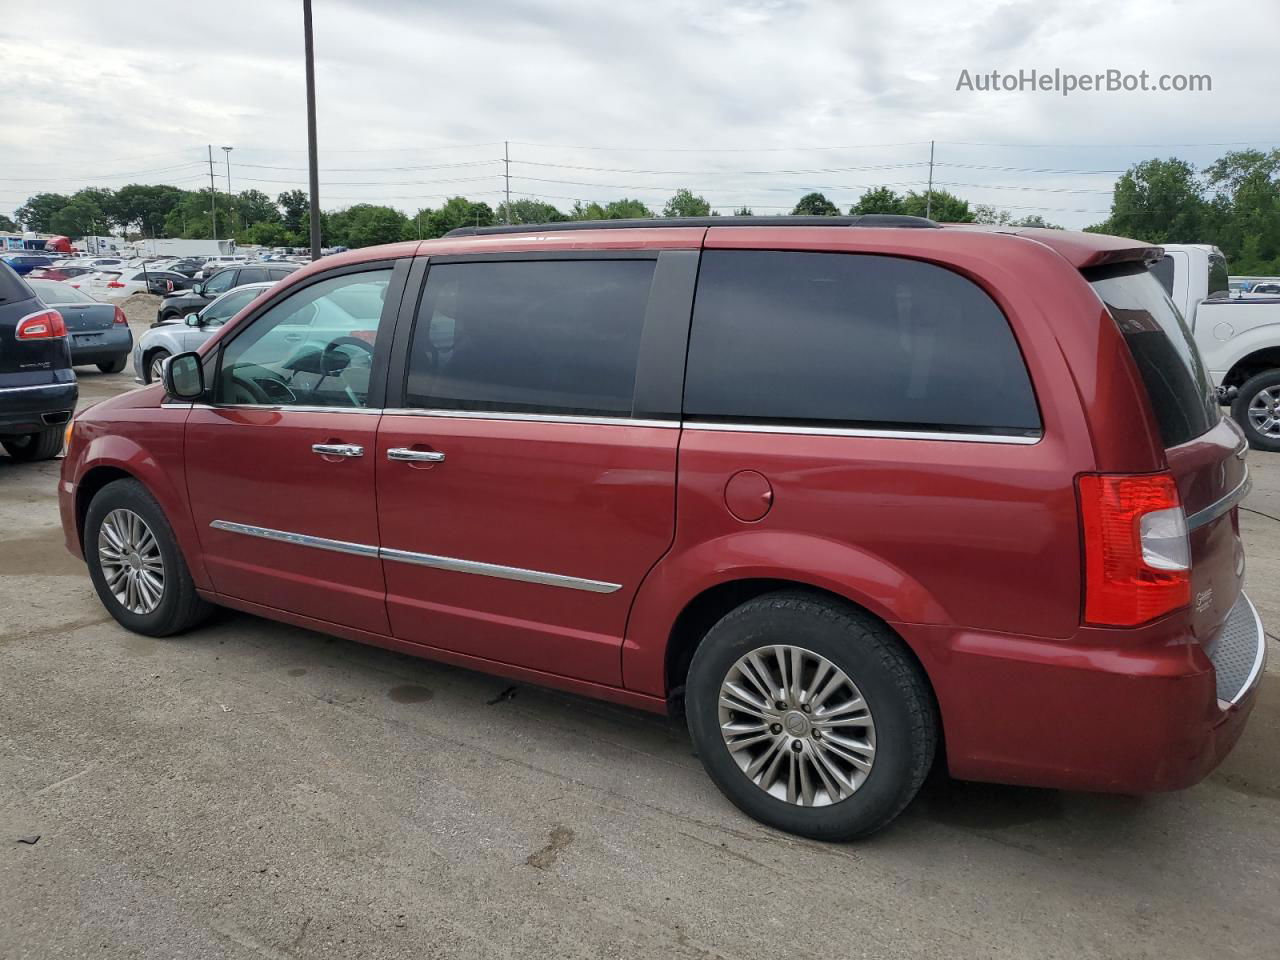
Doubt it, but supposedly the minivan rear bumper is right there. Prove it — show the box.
[0,381,78,436]
[903,593,1267,793]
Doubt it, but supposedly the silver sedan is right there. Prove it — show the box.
[133,281,274,384]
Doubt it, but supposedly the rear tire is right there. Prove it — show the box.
[1232,369,1280,452]
[97,356,128,374]
[145,349,170,385]
[2,427,64,462]
[685,591,937,840]
[84,478,212,636]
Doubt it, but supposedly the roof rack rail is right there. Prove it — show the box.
[445,214,939,238]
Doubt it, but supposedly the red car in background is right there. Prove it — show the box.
[58,216,1265,839]
[27,265,94,282]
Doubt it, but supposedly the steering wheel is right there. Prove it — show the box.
[226,370,273,404]
[320,336,376,374]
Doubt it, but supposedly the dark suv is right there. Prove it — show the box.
[156,262,299,322]
[1,262,76,461]
[60,217,1264,839]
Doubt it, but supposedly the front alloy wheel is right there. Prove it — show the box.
[97,508,165,614]
[719,645,877,806]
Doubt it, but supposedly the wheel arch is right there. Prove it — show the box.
[1220,345,1280,389]
[75,464,136,550]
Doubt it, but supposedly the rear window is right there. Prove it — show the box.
[0,261,34,303]
[1207,251,1230,301]
[684,250,1041,435]
[1087,262,1218,447]
[1150,255,1175,296]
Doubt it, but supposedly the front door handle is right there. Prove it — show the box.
[387,447,445,463]
[312,443,364,458]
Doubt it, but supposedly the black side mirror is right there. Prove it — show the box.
[163,351,205,400]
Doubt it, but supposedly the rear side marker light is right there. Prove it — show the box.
[15,309,67,340]
[1078,472,1190,627]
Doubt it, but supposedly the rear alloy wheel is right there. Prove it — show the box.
[2,427,64,462]
[85,478,212,636]
[1232,369,1280,452]
[686,592,937,840]
[97,356,128,374]
[147,350,171,385]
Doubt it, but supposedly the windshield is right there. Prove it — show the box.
[29,279,94,304]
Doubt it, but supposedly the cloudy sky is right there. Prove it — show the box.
[0,0,1275,229]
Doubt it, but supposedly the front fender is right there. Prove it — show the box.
[621,530,948,697]
[66,412,208,589]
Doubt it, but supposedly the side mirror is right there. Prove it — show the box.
[192,283,204,296]
[184,313,202,327]
[163,351,205,400]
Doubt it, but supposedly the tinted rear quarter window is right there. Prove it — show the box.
[684,250,1041,435]
[1150,255,1175,296]
[1087,262,1217,447]
[0,262,33,304]
[405,259,656,416]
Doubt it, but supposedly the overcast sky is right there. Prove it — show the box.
[1,0,1276,229]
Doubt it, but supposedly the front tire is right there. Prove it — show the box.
[1232,369,1280,452]
[84,478,212,636]
[2,427,63,462]
[686,592,937,840]
[97,356,128,374]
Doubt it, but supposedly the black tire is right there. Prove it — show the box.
[84,478,213,636]
[2,427,64,462]
[144,349,170,384]
[97,356,128,374]
[1231,369,1280,452]
[685,591,937,841]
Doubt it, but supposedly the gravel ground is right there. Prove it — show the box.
[2,315,1278,959]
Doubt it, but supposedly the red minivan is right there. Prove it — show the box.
[59,216,1265,839]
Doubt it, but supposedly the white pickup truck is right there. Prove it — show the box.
[1155,243,1280,451]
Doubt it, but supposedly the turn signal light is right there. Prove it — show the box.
[15,309,67,340]
[1078,472,1190,627]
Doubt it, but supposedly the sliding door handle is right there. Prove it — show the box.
[311,443,364,458]
[387,447,445,463]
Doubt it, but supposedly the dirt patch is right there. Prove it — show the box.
[120,293,162,326]
[525,826,574,870]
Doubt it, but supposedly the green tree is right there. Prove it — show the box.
[1203,150,1280,273]
[662,188,710,218]
[791,192,841,216]
[244,221,292,247]
[901,189,973,222]
[569,201,607,220]
[50,197,107,237]
[329,204,411,248]
[602,198,653,219]
[111,184,186,237]
[495,199,566,225]
[1010,214,1062,229]
[277,189,309,233]
[1104,158,1208,243]
[425,196,495,237]
[850,187,906,215]
[0,213,16,232]
[15,193,70,232]
[236,189,281,227]
[973,204,1012,225]
[732,206,754,216]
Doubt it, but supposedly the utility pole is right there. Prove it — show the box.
[207,144,218,240]
[303,0,322,261]
[504,140,512,224]
[222,146,234,235]
[925,140,935,220]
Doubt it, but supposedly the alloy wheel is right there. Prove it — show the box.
[1248,386,1280,440]
[718,644,876,807]
[97,508,165,615]
[149,354,167,384]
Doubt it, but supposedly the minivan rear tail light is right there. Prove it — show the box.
[15,309,67,340]
[1078,472,1190,626]
[113,306,128,325]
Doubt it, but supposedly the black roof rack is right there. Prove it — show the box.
[445,214,939,238]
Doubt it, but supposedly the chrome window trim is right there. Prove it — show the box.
[682,420,1042,445]
[209,520,621,594]
[183,402,380,415]
[0,382,73,394]
[384,407,677,429]
[1186,468,1251,532]
[209,520,379,558]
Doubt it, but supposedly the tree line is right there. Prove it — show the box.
[3,147,1275,273]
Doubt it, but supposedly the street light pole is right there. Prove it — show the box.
[303,0,322,260]
[207,144,218,241]
[222,146,234,235]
